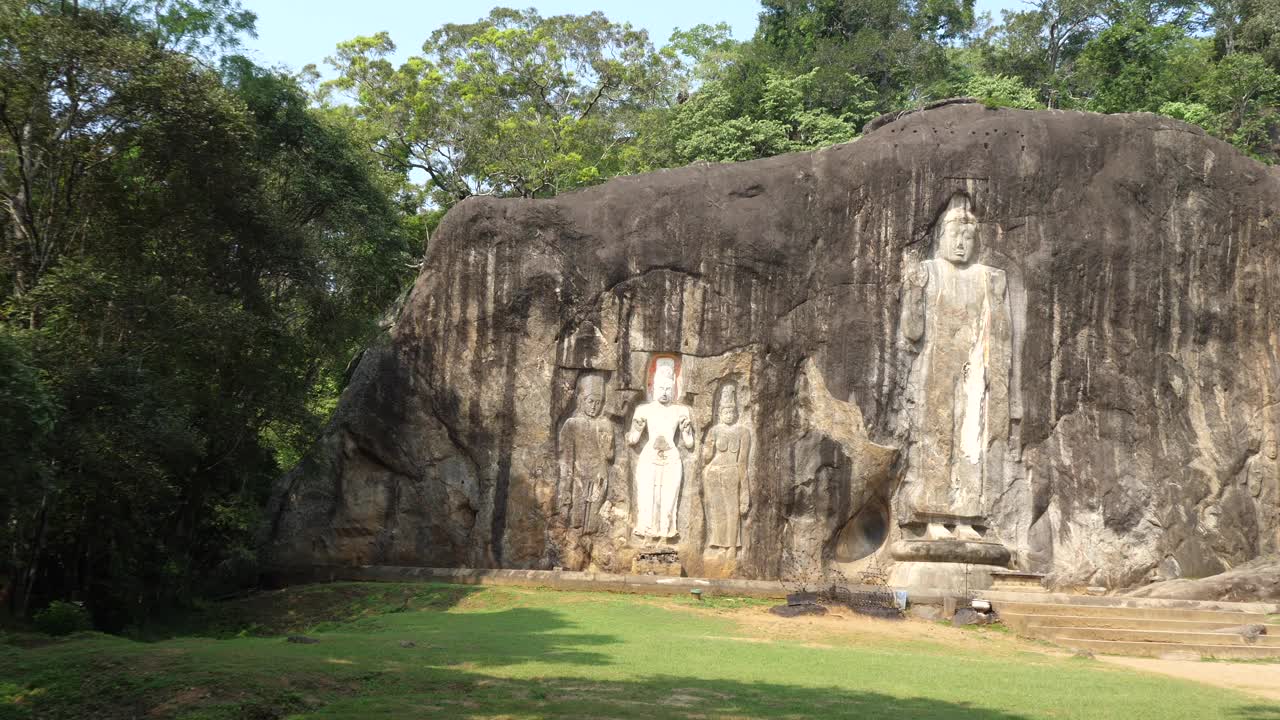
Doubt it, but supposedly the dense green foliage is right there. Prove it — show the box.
[322,8,677,211]
[0,1,415,629]
[30,601,88,637]
[326,0,1277,226]
[1,0,1277,630]
[0,583,1268,718]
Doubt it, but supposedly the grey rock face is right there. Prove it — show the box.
[1128,555,1280,602]
[264,103,1280,591]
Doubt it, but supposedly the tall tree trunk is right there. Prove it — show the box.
[14,490,50,617]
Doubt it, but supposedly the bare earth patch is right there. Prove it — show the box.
[717,604,1060,658]
[1097,656,1280,702]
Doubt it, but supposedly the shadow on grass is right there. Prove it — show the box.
[1235,707,1280,720]
[1,597,623,720]
[138,581,483,640]
[384,605,620,668]
[332,669,1044,719]
[3,585,1266,720]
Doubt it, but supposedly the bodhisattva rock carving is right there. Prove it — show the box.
[264,102,1280,594]
[702,382,753,552]
[557,374,614,532]
[628,360,694,540]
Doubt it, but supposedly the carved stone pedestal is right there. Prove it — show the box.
[887,514,1011,593]
[632,547,683,576]
[891,538,1011,566]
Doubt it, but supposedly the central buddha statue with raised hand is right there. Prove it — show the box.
[900,193,1012,542]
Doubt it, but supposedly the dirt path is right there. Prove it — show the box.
[693,603,1068,658]
[668,598,1280,702]
[1098,656,1280,701]
[721,604,1280,701]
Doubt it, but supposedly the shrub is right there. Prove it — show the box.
[34,601,91,636]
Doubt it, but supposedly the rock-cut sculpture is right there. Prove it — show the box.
[702,382,753,550]
[557,374,615,531]
[628,361,694,539]
[900,193,1012,540]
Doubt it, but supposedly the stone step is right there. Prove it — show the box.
[1051,637,1280,660]
[1001,612,1280,634]
[981,589,1280,615]
[1041,626,1280,646]
[993,601,1268,624]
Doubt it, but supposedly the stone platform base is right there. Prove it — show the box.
[267,564,951,605]
[888,561,1008,594]
[890,539,1011,566]
[990,570,1048,593]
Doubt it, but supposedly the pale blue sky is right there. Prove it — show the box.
[240,0,1027,72]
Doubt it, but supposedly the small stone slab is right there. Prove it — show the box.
[951,608,991,626]
[787,591,819,606]
[1212,624,1267,641]
[909,605,943,622]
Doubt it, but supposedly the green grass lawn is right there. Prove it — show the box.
[2,582,1276,719]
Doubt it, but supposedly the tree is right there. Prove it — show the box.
[666,68,864,163]
[1076,12,1207,112]
[324,8,677,210]
[0,1,413,627]
[964,72,1044,109]
[0,1,257,304]
[1203,0,1280,67]
[753,0,978,113]
[979,0,1110,107]
[1196,51,1280,157]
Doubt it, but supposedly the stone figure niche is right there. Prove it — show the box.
[628,356,694,541]
[890,193,1015,590]
[557,373,615,534]
[702,381,753,555]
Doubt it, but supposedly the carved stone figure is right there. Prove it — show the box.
[1246,434,1280,555]
[702,383,753,550]
[628,362,694,539]
[557,374,615,531]
[901,193,1012,540]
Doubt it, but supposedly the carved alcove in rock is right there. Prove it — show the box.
[835,501,890,564]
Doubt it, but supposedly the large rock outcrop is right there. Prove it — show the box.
[265,102,1280,591]
[1127,555,1280,603]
